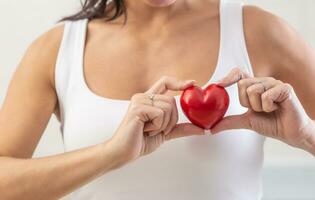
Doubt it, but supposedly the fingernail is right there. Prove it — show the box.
[186,80,196,84]
[204,129,212,136]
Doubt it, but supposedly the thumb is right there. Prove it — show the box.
[146,76,196,95]
[165,123,205,141]
[211,113,250,134]
[216,67,251,87]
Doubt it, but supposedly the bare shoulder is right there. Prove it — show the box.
[31,24,65,50]
[22,24,65,88]
[243,5,292,50]
[243,5,308,77]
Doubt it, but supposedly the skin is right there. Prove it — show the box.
[0,0,314,199]
[213,68,315,156]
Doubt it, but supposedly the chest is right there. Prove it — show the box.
[83,18,220,99]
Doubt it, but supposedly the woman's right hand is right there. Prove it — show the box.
[108,76,206,166]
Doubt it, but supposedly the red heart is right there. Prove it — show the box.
[180,84,229,130]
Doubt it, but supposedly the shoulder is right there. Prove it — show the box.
[21,23,65,88]
[26,23,65,61]
[242,5,307,76]
[243,5,291,49]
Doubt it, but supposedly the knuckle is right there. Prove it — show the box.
[167,95,175,103]
[261,92,270,101]
[160,75,170,82]
[261,100,273,113]
[240,100,249,108]
[129,104,142,113]
[261,95,273,113]
[246,86,255,95]
[264,106,273,113]
[252,107,262,112]
[238,79,247,87]
[165,102,173,110]
[239,92,250,107]
[266,77,276,82]
[251,102,263,112]
[283,83,293,91]
[131,93,143,101]
[128,106,144,120]
[158,109,164,117]
[275,80,283,85]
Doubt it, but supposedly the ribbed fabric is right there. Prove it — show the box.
[55,1,265,199]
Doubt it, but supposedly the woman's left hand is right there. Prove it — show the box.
[212,68,314,151]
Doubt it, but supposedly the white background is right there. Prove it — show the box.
[0,0,315,199]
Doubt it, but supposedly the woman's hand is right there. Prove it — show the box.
[108,76,205,166]
[212,68,315,154]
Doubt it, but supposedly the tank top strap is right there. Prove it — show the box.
[219,0,254,76]
[55,18,88,103]
[55,18,88,131]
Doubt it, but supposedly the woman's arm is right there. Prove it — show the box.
[0,26,124,200]
[0,143,123,200]
[244,5,315,118]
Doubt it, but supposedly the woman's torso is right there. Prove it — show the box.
[55,0,265,199]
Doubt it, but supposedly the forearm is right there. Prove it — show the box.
[0,141,124,200]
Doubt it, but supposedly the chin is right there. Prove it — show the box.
[145,0,177,7]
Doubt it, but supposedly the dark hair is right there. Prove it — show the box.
[61,0,126,22]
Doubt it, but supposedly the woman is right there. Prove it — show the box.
[0,0,314,199]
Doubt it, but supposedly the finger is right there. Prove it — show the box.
[238,77,277,109]
[165,123,205,141]
[145,94,179,135]
[246,78,281,112]
[216,68,253,108]
[140,93,178,107]
[145,101,172,136]
[261,83,292,112]
[237,79,252,108]
[138,105,164,133]
[142,94,178,135]
[211,113,250,134]
[146,76,196,95]
[148,94,176,104]
[246,83,265,112]
[163,96,179,135]
[217,67,251,87]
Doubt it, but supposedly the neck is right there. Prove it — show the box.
[122,0,190,25]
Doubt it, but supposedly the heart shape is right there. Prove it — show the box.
[180,84,229,130]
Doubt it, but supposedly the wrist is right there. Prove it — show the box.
[98,141,129,174]
[305,135,315,156]
[300,120,315,156]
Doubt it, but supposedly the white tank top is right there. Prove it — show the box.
[55,1,265,199]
